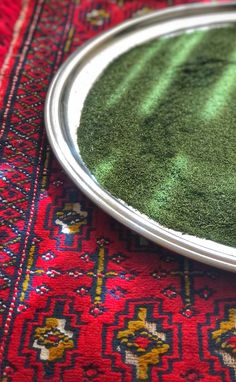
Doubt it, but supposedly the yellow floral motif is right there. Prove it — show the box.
[117,308,169,380]
[55,202,87,234]
[86,9,110,26]
[33,317,74,362]
[132,7,153,18]
[212,308,236,355]
[211,308,236,376]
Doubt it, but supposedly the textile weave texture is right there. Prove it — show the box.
[0,1,235,381]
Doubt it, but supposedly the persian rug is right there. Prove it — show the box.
[0,1,235,381]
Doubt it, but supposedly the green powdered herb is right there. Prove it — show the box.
[78,26,236,247]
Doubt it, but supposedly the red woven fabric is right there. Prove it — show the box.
[0,0,22,67]
[0,1,235,381]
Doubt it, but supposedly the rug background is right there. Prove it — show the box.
[0,1,235,381]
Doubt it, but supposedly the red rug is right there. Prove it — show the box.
[0,1,235,381]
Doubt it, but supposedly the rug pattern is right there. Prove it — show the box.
[0,1,235,381]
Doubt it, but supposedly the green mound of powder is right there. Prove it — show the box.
[78,26,236,247]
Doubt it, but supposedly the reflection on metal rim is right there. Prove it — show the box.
[45,2,236,272]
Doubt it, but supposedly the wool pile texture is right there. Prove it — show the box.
[0,1,235,382]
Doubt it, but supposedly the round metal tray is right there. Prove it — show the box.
[45,2,236,272]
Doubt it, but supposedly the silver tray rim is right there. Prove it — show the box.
[45,1,236,272]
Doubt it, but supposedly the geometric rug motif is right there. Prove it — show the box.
[103,299,181,382]
[199,299,236,382]
[19,296,82,380]
[1,1,236,382]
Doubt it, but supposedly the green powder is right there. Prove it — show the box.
[78,26,236,247]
